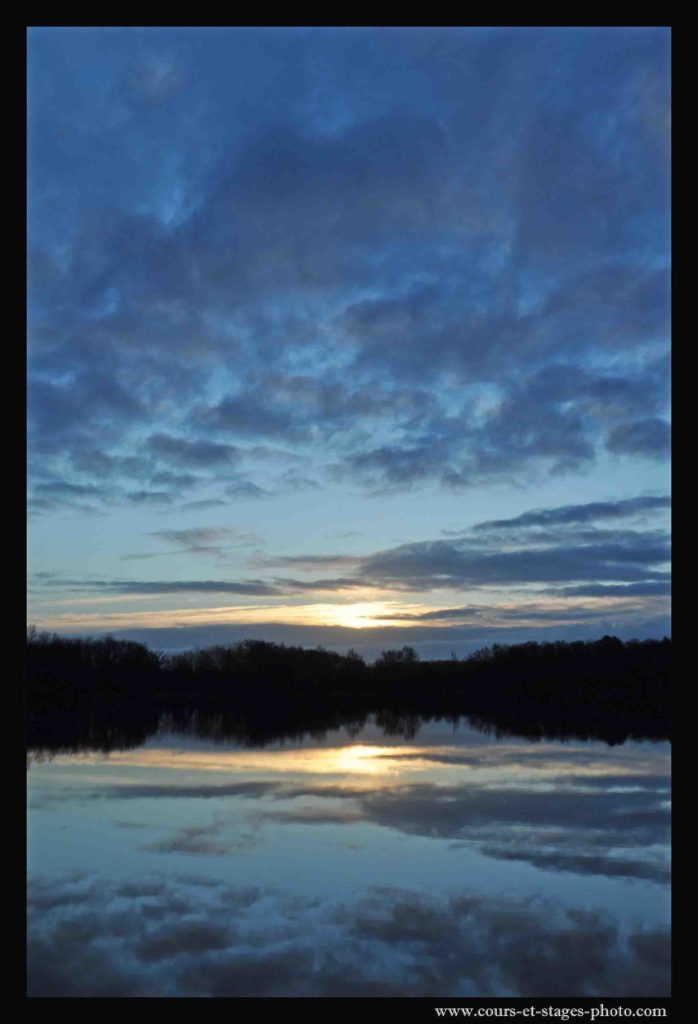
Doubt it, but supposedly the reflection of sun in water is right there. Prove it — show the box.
[50,743,424,779]
[331,745,403,773]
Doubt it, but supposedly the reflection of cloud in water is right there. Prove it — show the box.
[32,738,671,781]
[32,738,670,885]
[27,874,670,996]
[143,820,260,857]
[258,778,670,884]
[27,730,671,995]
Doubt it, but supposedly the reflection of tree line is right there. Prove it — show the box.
[26,632,670,755]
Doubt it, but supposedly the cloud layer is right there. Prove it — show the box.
[30,494,670,653]
[29,28,670,515]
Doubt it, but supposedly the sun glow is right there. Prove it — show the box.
[327,602,400,629]
[30,599,415,633]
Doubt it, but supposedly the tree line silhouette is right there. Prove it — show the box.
[26,629,670,750]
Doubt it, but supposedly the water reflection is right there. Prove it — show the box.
[27,711,670,996]
[27,697,669,764]
[27,874,670,997]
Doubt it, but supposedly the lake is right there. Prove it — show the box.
[27,711,671,997]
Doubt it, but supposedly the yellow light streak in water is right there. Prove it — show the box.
[37,743,428,780]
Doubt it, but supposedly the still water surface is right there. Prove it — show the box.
[27,715,670,996]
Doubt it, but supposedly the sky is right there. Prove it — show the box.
[27,26,671,658]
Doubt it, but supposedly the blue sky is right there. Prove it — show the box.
[27,27,671,656]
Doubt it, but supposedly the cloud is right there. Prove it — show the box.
[29,489,670,654]
[358,537,670,590]
[134,920,232,961]
[34,577,284,596]
[476,844,668,884]
[98,495,666,597]
[368,600,667,625]
[474,495,671,531]
[145,433,239,467]
[547,582,671,598]
[143,822,258,857]
[27,873,670,996]
[28,28,670,512]
[126,526,261,561]
[100,781,283,800]
[74,617,668,660]
[260,553,362,570]
[67,758,669,888]
[606,418,671,458]
[355,780,669,851]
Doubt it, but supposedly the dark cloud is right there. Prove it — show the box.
[135,921,233,962]
[28,28,670,511]
[369,601,666,624]
[476,844,668,884]
[248,775,670,878]
[355,780,669,848]
[475,495,671,531]
[48,495,661,603]
[35,577,283,596]
[140,814,260,856]
[125,489,177,507]
[548,581,671,598]
[329,360,670,491]
[606,418,671,458]
[95,780,283,800]
[145,434,239,467]
[27,873,670,996]
[358,538,669,589]
[123,526,262,561]
[180,498,229,511]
